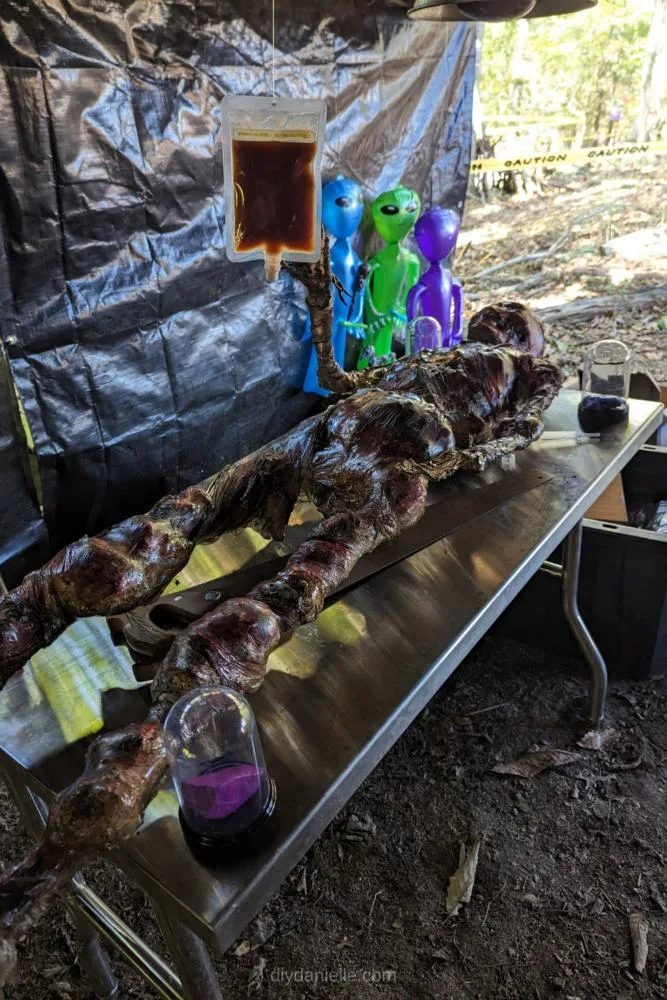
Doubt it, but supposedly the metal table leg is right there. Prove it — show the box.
[0,765,120,1000]
[68,877,183,1000]
[66,905,121,1000]
[152,901,223,1000]
[561,519,608,725]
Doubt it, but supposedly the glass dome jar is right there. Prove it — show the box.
[164,687,277,859]
[405,315,442,355]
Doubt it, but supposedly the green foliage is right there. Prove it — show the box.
[479,0,653,145]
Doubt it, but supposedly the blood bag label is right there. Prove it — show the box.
[233,128,315,143]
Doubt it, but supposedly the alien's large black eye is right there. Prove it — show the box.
[406,203,418,213]
[380,204,399,215]
[335,196,352,208]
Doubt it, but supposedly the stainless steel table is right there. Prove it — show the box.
[0,390,663,999]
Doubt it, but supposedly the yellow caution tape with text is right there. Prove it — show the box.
[470,140,667,173]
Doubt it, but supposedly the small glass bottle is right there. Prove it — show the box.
[164,687,277,861]
[578,339,631,433]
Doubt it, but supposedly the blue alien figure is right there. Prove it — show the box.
[406,207,464,349]
[303,176,366,396]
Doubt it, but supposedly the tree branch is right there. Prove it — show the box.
[535,282,667,324]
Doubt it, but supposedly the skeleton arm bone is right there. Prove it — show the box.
[417,356,562,480]
[285,237,384,394]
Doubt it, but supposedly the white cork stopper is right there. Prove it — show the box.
[264,251,282,282]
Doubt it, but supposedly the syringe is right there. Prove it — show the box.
[541,430,601,445]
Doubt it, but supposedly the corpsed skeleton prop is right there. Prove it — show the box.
[0,242,562,978]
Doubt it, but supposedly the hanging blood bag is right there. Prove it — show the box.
[222,96,326,282]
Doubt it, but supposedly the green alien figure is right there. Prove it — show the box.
[357,185,421,370]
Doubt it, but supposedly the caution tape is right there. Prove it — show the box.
[469,140,667,173]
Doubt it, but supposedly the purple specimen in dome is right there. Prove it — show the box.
[182,763,263,821]
[406,207,463,349]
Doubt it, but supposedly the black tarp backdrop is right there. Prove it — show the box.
[0,344,48,584]
[0,0,475,568]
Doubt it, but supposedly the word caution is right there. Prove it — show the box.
[470,140,667,173]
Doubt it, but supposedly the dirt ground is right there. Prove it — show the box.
[2,638,666,999]
[1,166,666,999]
[461,159,667,386]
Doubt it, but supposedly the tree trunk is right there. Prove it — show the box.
[472,23,485,141]
[509,19,530,114]
[636,0,667,142]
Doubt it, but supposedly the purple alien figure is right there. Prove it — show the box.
[406,207,464,350]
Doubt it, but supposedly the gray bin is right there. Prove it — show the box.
[494,445,667,679]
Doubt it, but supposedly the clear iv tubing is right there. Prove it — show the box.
[541,431,601,444]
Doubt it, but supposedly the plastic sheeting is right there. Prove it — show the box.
[0,0,475,557]
[0,347,48,585]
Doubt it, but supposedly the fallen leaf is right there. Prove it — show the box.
[343,812,377,840]
[629,911,649,974]
[446,838,481,916]
[577,727,617,750]
[232,915,276,958]
[521,893,539,907]
[432,949,449,960]
[492,749,582,778]
[592,799,611,820]
[248,913,275,951]
[42,966,66,979]
[296,868,308,894]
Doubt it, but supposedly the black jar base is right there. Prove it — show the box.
[578,394,629,433]
[179,778,278,866]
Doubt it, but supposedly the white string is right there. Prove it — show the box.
[271,0,276,104]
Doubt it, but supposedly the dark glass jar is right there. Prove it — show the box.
[578,339,631,433]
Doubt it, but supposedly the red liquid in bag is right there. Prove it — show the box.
[232,139,316,256]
